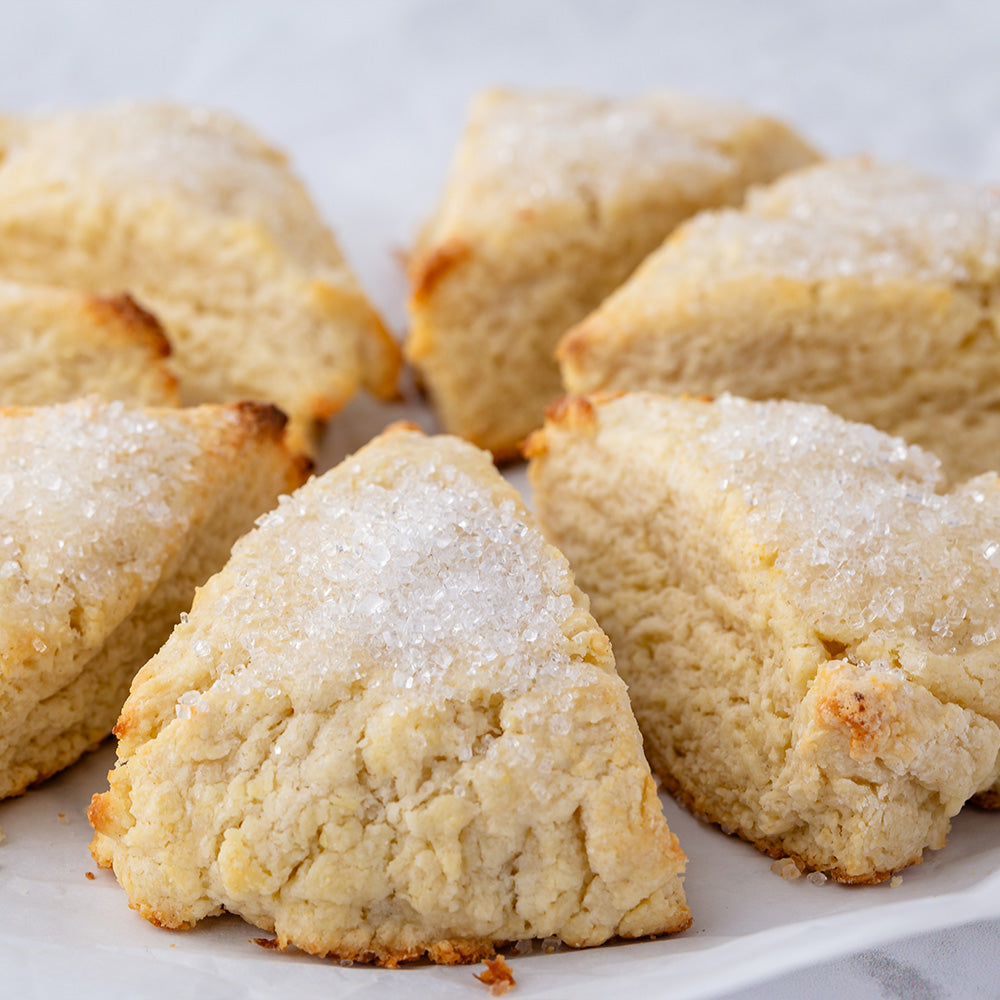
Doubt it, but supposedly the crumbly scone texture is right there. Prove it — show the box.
[406,89,819,459]
[89,426,690,965]
[559,158,1000,482]
[527,393,1000,882]
[0,278,179,407]
[0,103,400,453]
[0,397,307,800]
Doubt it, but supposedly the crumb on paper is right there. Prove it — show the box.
[890,875,903,888]
[252,937,280,950]
[475,955,516,995]
[771,857,802,880]
[806,871,828,886]
[85,871,96,880]
[57,812,70,825]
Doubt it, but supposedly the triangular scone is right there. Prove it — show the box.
[0,397,307,800]
[559,158,1000,482]
[0,279,178,406]
[89,426,689,965]
[406,89,818,459]
[528,393,1000,883]
[0,103,401,452]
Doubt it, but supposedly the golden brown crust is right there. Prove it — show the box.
[383,419,426,437]
[231,400,289,438]
[409,238,473,304]
[816,675,898,758]
[86,794,117,859]
[218,402,313,485]
[475,954,517,992]
[244,933,499,968]
[554,325,590,368]
[86,293,173,358]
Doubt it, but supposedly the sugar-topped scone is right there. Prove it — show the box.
[560,158,1000,482]
[0,279,178,406]
[89,426,690,965]
[0,103,400,452]
[406,89,818,459]
[528,393,1000,882]
[0,397,307,800]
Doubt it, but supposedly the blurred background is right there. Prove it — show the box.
[4,0,997,337]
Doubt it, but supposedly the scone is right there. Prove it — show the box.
[528,392,1000,882]
[406,89,819,459]
[0,279,178,406]
[559,158,1000,482]
[0,397,307,800]
[0,102,401,452]
[89,425,690,965]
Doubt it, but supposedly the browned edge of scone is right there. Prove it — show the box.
[247,934,502,969]
[248,914,692,968]
[407,237,474,312]
[524,393,633,460]
[85,293,173,358]
[224,400,315,484]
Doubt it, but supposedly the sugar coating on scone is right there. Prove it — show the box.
[560,158,1000,481]
[89,427,689,965]
[0,103,400,451]
[0,396,306,799]
[407,89,818,459]
[0,279,179,406]
[528,392,1000,882]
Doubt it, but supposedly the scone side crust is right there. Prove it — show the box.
[650,751,917,886]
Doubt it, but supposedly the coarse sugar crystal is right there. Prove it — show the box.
[0,398,203,652]
[659,393,1000,650]
[197,435,586,705]
[650,159,1000,287]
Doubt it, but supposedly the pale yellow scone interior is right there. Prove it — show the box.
[406,89,819,459]
[89,426,689,966]
[528,392,1000,883]
[0,279,179,406]
[0,396,307,800]
[0,103,401,452]
[559,158,1000,482]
